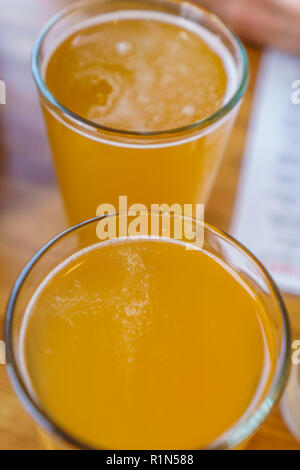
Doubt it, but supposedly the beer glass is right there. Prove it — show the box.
[5,214,290,449]
[32,0,249,225]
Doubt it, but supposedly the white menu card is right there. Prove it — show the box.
[231,48,300,294]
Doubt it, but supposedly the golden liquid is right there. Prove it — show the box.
[46,17,228,132]
[22,239,274,449]
[43,12,238,224]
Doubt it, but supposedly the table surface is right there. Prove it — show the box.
[0,0,299,451]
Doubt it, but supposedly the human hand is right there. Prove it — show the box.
[200,0,300,54]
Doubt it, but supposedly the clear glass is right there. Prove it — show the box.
[5,213,290,450]
[31,0,249,225]
[281,363,300,443]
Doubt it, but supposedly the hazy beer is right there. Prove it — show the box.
[21,237,274,449]
[6,215,290,450]
[32,0,248,224]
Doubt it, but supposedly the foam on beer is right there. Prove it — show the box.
[43,10,239,133]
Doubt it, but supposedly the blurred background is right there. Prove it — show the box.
[0,0,300,450]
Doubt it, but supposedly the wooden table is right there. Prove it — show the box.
[0,0,299,450]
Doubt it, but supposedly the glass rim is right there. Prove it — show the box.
[5,213,291,450]
[31,0,249,139]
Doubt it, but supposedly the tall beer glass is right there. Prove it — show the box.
[32,0,248,225]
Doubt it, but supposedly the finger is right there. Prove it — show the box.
[259,0,300,33]
[195,0,237,21]
[231,8,300,54]
[189,0,300,54]
[263,0,300,17]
